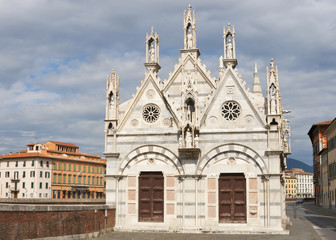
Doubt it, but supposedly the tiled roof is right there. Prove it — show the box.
[0,152,50,159]
[312,120,333,126]
[47,141,79,148]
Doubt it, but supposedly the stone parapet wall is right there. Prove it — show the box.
[0,203,115,240]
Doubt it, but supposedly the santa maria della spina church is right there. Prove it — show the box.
[104,5,291,234]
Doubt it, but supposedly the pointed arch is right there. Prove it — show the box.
[196,143,268,175]
[118,145,184,175]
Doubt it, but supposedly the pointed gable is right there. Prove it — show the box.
[118,73,179,133]
[162,53,216,125]
[201,67,266,130]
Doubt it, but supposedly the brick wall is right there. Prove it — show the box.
[0,204,115,240]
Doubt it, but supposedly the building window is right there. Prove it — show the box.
[142,104,160,123]
[39,182,42,189]
[58,175,61,183]
[88,166,91,173]
[73,165,76,171]
[45,172,50,178]
[7,161,9,167]
[32,160,34,167]
[14,171,19,180]
[40,171,43,178]
[68,175,71,184]
[73,175,76,184]
[78,175,82,184]
[22,182,25,189]
[31,182,34,188]
[53,174,56,183]
[46,161,49,168]
[83,175,86,185]
[88,176,91,185]
[39,193,42,198]
[63,174,66,184]
[78,165,81,172]
[5,172,10,178]
[40,161,43,167]
[92,176,95,185]
[46,182,48,189]
[68,164,71,171]
[58,163,61,170]
[23,161,26,167]
[6,182,8,188]
[83,166,86,173]
[30,171,35,177]
[15,161,18,167]
[53,163,57,169]
[63,163,66,171]
[221,101,241,121]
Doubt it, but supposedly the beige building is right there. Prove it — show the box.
[0,141,106,199]
[105,5,291,234]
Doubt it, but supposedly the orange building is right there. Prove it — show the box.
[44,141,106,199]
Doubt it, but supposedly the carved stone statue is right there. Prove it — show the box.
[179,135,183,148]
[194,134,199,148]
[187,29,193,49]
[149,45,155,62]
[226,39,233,59]
[219,55,224,68]
[185,128,192,147]
[270,86,277,114]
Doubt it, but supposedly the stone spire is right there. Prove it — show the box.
[181,4,200,59]
[222,23,237,68]
[252,63,262,96]
[266,59,282,116]
[145,27,161,74]
[106,70,119,123]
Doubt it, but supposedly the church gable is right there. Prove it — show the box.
[162,54,216,125]
[201,68,265,130]
[118,75,178,133]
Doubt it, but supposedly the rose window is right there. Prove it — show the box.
[221,101,241,121]
[142,104,160,123]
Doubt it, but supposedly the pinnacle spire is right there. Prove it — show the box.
[252,63,262,96]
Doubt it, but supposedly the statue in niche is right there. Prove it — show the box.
[187,105,191,122]
[270,86,277,114]
[219,55,224,68]
[187,29,193,49]
[149,44,155,62]
[185,128,192,147]
[226,38,233,59]
[109,93,115,118]
[194,134,199,148]
[179,135,183,148]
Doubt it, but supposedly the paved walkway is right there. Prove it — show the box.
[89,203,336,240]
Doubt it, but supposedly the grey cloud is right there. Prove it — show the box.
[0,0,335,164]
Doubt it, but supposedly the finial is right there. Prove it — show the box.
[270,59,274,71]
[189,4,192,11]
[151,26,154,35]
[254,63,258,73]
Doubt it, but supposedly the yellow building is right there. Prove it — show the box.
[43,141,106,199]
[285,174,297,199]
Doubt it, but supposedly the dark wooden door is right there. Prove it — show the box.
[139,172,164,222]
[218,173,246,223]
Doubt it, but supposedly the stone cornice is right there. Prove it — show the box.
[103,152,120,158]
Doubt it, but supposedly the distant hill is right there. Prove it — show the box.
[286,158,313,173]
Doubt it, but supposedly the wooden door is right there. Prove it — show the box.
[218,173,246,223]
[138,172,164,222]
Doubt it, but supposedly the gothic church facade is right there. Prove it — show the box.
[104,5,291,234]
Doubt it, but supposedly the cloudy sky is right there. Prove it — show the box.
[0,0,335,165]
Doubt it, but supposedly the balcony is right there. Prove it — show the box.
[9,187,19,192]
[10,178,20,183]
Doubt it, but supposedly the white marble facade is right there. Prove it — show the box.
[104,5,291,234]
